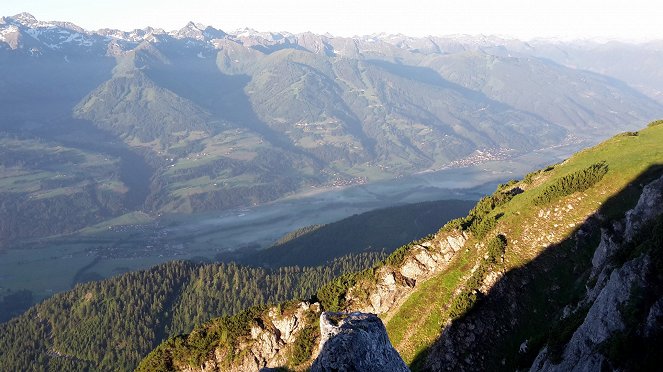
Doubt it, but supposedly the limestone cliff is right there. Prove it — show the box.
[530,175,663,371]
[174,301,320,372]
[347,231,468,314]
[310,312,409,372]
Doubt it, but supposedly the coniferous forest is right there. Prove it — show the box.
[0,253,383,371]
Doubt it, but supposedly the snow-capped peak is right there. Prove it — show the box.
[173,22,205,40]
[0,24,19,42]
[11,12,38,26]
[1,13,99,51]
[231,27,293,42]
[169,22,226,41]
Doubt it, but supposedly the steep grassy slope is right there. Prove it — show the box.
[384,122,663,366]
[139,121,663,371]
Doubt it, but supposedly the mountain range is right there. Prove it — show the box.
[2,13,663,247]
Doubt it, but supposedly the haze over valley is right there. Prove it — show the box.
[1,12,663,310]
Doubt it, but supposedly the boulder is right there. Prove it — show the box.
[311,312,409,372]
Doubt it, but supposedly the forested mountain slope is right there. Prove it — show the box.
[139,120,663,371]
[0,253,382,371]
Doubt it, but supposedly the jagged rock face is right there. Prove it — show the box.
[590,226,621,275]
[352,232,468,314]
[242,302,320,371]
[422,174,663,371]
[529,174,663,371]
[531,255,651,371]
[645,297,663,337]
[625,175,663,241]
[311,312,409,372]
[183,302,320,372]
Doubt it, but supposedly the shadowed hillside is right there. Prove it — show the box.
[248,199,475,267]
[412,164,663,370]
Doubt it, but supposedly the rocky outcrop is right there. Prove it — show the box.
[645,296,663,337]
[590,225,621,276]
[311,312,409,372]
[530,174,663,371]
[350,232,468,314]
[624,175,663,241]
[531,255,650,371]
[591,174,663,275]
[174,228,469,371]
[181,302,320,372]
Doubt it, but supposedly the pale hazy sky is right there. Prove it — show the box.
[3,0,662,40]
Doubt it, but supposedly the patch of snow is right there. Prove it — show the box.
[25,28,43,39]
[0,25,19,42]
[63,32,80,43]
[237,29,252,38]
[1,25,19,34]
[197,51,205,59]
[144,33,160,43]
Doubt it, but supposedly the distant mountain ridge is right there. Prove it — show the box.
[1,12,663,246]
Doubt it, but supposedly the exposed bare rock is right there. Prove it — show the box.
[400,257,427,280]
[531,255,650,371]
[590,227,621,275]
[181,302,320,372]
[311,312,409,372]
[480,270,503,294]
[530,174,663,371]
[350,230,468,315]
[645,296,663,337]
[269,305,308,344]
[414,246,441,270]
[625,175,663,241]
[445,233,468,252]
[382,272,397,288]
